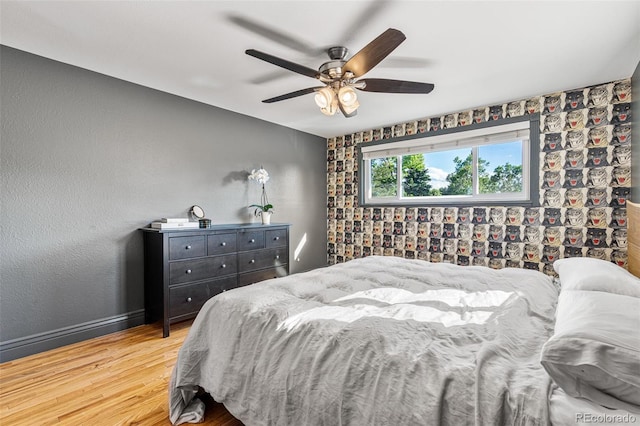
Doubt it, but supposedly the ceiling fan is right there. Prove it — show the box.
[246,28,435,118]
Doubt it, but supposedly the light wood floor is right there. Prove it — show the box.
[0,320,243,425]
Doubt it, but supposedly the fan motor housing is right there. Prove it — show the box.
[327,46,349,60]
[318,60,346,80]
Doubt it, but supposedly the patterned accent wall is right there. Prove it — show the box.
[326,78,632,277]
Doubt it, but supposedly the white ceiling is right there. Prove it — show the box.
[1,1,639,139]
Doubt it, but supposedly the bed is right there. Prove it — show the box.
[169,203,640,425]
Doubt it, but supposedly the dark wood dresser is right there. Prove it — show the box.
[141,223,290,337]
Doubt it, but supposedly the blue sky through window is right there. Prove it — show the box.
[423,140,523,189]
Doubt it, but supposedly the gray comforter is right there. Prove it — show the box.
[170,256,558,425]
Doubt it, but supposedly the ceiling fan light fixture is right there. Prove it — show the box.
[320,96,339,116]
[314,86,334,109]
[340,101,359,117]
[338,86,358,107]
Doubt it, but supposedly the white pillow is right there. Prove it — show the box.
[553,257,640,298]
[549,386,638,426]
[541,290,640,413]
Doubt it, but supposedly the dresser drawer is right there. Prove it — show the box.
[208,232,237,255]
[169,276,237,318]
[170,254,237,285]
[238,247,287,273]
[169,236,206,260]
[238,266,288,287]
[265,228,287,248]
[237,230,265,251]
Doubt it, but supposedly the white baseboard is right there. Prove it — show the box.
[0,309,146,362]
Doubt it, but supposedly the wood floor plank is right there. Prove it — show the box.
[0,321,243,425]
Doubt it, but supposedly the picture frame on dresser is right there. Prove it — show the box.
[141,223,290,337]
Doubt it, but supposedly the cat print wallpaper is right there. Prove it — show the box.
[326,78,632,276]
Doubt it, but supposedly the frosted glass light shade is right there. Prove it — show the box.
[341,99,360,117]
[321,96,339,116]
[338,86,358,107]
[314,87,334,108]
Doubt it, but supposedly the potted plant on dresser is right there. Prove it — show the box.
[248,167,274,224]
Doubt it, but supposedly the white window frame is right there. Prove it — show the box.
[359,118,538,206]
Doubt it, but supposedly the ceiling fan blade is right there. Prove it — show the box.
[228,14,320,56]
[246,49,320,80]
[343,28,406,78]
[358,78,435,94]
[262,87,323,103]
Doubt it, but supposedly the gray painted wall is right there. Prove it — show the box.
[632,61,639,201]
[0,46,328,359]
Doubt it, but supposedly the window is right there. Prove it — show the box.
[358,117,539,206]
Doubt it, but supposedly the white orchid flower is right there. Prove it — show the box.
[249,168,270,184]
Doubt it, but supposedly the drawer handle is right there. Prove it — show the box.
[221,263,227,268]
[186,297,192,302]
[250,259,255,264]
[186,269,192,274]
[250,239,255,243]
[185,245,191,250]
[274,236,280,241]
[221,242,226,246]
